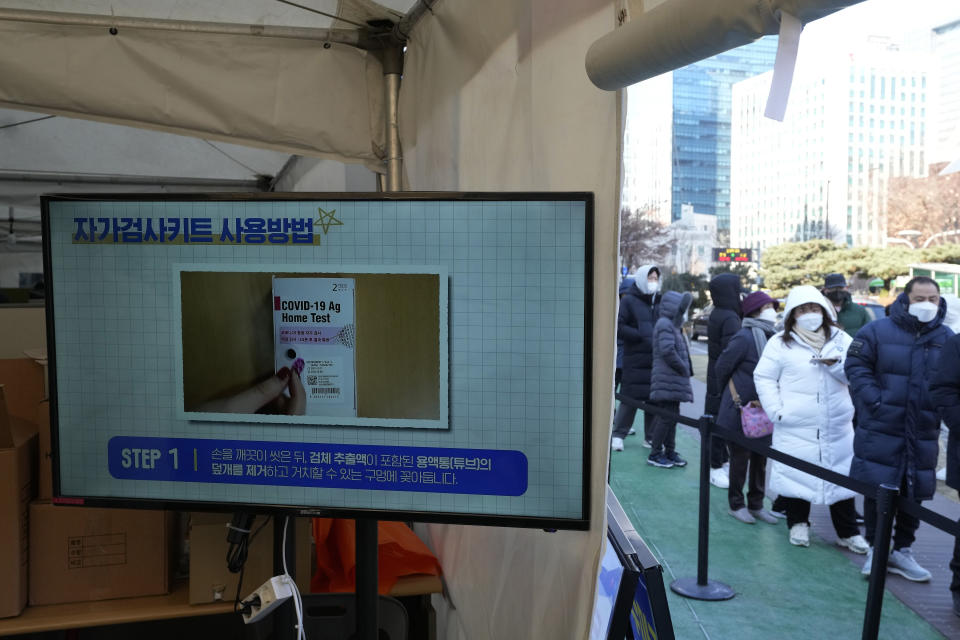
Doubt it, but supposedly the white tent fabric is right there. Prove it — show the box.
[400,0,619,638]
[0,15,386,167]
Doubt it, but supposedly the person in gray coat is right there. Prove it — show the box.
[648,291,694,468]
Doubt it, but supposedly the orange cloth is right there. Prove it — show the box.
[311,518,442,594]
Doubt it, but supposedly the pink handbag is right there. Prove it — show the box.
[728,380,774,438]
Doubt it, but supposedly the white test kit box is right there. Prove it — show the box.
[272,277,357,417]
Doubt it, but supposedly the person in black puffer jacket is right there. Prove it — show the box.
[930,332,960,617]
[611,266,661,452]
[714,291,780,525]
[846,276,953,582]
[647,290,693,468]
[706,273,742,487]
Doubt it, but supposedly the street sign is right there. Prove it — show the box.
[712,248,753,263]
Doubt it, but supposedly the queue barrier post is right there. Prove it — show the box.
[861,483,899,640]
[669,414,735,601]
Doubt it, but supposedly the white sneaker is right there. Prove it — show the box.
[789,523,810,547]
[627,428,637,436]
[837,534,869,554]
[888,548,932,582]
[611,437,624,452]
[709,467,729,489]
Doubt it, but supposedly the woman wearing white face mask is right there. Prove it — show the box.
[753,286,867,553]
[714,291,781,524]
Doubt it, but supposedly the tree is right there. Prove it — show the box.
[709,263,754,290]
[619,208,675,271]
[886,162,960,247]
[662,272,709,310]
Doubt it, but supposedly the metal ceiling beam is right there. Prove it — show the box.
[0,170,268,189]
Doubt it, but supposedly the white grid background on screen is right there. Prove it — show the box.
[50,199,586,519]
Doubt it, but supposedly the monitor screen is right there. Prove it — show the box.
[43,193,593,529]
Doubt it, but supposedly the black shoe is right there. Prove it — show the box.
[953,590,960,618]
[646,452,675,468]
[665,451,687,467]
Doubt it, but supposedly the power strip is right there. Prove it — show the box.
[240,575,296,625]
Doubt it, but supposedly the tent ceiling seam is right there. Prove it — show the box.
[0,7,362,46]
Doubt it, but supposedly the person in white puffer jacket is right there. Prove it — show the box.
[753,285,868,554]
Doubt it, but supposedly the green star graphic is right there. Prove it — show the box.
[314,207,344,234]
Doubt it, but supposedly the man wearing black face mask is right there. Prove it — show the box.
[823,273,870,338]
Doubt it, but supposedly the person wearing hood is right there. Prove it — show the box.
[647,291,694,468]
[845,276,953,582]
[714,291,781,524]
[706,273,742,488]
[612,266,661,451]
[822,273,871,338]
[754,286,866,553]
[935,294,960,483]
[615,277,636,396]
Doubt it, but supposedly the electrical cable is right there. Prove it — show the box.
[227,514,271,613]
[283,516,307,640]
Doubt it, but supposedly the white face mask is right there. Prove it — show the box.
[647,280,660,293]
[908,301,939,323]
[795,312,823,332]
[758,308,778,324]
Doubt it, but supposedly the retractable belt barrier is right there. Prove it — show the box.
[614,392,960,640]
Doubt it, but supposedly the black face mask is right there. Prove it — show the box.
[825,290,849,304]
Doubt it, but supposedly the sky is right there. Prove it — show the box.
[806,0,959,42]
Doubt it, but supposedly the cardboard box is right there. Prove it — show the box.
[36,401,52,501]
[0,358,44,425]
[189,513,312,604]
[0,386,38,618]
[29,503,174,606]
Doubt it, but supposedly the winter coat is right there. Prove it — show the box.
[836,298,871,338]
[753,286,856,505]
[616,277,635,370]
[713,322,776,445]
[618,266,660,401]
[706,273,742,414]
[930,333,960,491]
[650,291,694,403]
[845,293,953,500]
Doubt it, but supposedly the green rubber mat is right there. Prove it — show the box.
[609,426,946,639]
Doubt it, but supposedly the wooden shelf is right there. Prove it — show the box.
[0,575,442,636]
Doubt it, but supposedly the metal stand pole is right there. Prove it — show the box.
[862,484,899,640]
[355,518,379,640]
[381,46,403,192]
[273,516,296,640]
[670,415,735,601]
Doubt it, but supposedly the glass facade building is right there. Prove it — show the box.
[671,38,778,229]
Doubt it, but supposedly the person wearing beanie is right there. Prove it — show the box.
[754,286,866,553]
[714,291,780,524]
[611,266,661,451]
[822,273,871,338]
[647,291,694,468]
[846,276,953,582]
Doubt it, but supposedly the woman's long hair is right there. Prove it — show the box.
[781,304,840,346]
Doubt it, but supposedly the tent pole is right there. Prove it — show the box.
[383,46,404,192]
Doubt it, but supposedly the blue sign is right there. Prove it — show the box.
[108,437,528,496]
[630,572,659,640]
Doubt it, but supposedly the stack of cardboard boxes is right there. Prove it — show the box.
[0,325,312,620]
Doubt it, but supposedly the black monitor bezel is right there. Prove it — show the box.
[42,191,594,530]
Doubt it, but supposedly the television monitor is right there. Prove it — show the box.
[42,193,593,529]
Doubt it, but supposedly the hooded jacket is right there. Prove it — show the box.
[650,291,694,403]
[844,293,953,500]
[616,277,635,370]
[706,273,742,414]
[617,266,661,400]
[753,286,856,505]
[713,318,777,441]
[833,295,872,338]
